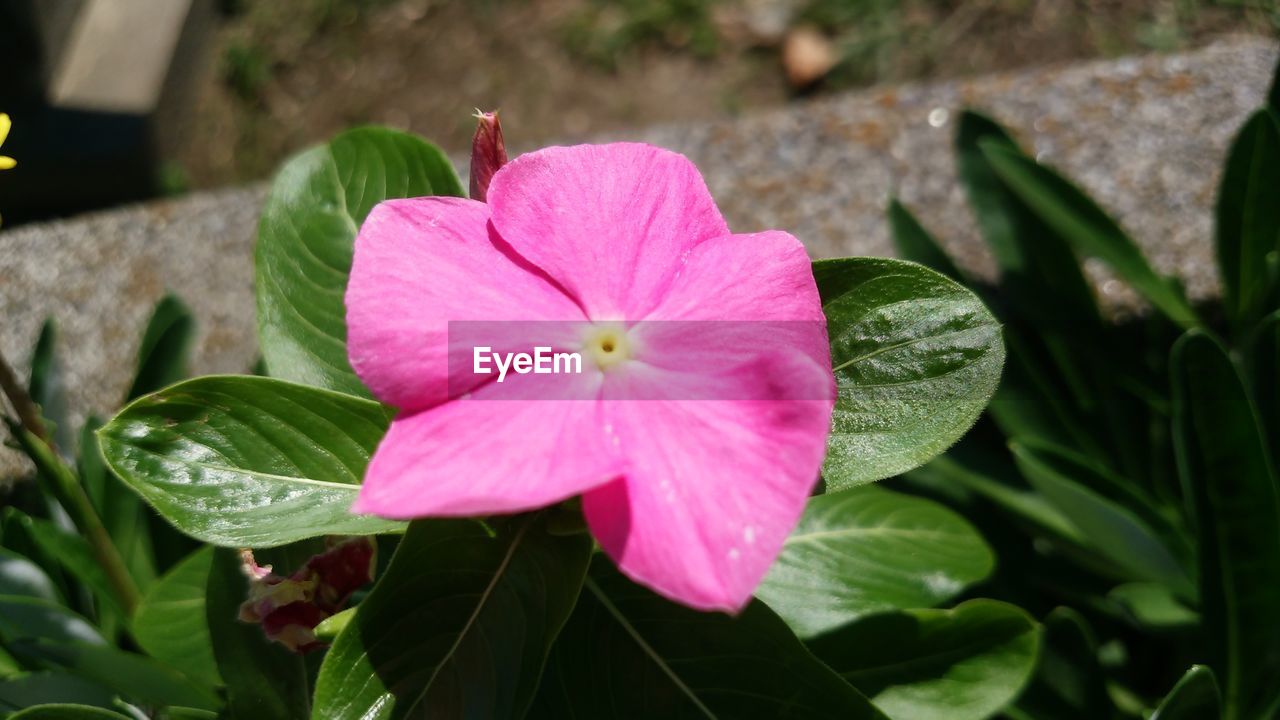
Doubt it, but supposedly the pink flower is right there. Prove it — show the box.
[238,538,376,652]
[345,143,835,612]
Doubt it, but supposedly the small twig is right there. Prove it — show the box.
[0,347,53,450]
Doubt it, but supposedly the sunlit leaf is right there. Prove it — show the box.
[256,127,464,397]
[813,257,1004,490]
[757,485,994,637]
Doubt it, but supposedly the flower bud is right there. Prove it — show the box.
[469,109,507,202]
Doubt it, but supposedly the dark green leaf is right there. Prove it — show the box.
[78,417,157,589]
[1107,583,1197,630]
[1012,608,1112,719]
[887,200,966,282]
[904,451,1083,544]
[1215,110,1280,332]
[981,143,1198,328]
[1151,666,1222,720]
[206,548,310,720]
[1250,311,1279,449]
[127,294,195,400]
[0,510,73,608]
[954,112,1148,475]
[9,704,131,719]
[812,257,1004,490]
[530,558,889,719]
[98,375,402,547]
[27,319,71,452]
[256,127,464,397]
[9,639,220,711]
[955,111,1101,332]
[0,596,104,646]
[1172,330,1280,719]
[0,673,116,713]
[1269,51,1280,113]
[1010,439,1193,597]
[313,514,592,720]
[0,548,59,603]
[133,548,220,687]
[9,510,125,617]
[808,600,1039,720]
[756,485,994,638]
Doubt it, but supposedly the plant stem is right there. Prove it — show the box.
[17,424,142,615]
[0,348,53,450]
[1,346,141,615]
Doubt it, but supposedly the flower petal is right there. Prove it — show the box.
[353,370,623,518]
[631,229,830,375]
[346,197,584,410]
[584,351,836,612]
[487,143,729,319]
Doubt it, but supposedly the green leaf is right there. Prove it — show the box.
[0,596,104,646]
[812,257,1005,490]
[256,127,464,397]
[954,112,1150,476]
[98,375,403,547]
[128,294,195,400]
[9,510,126,617]
[0,510,73,607]
[133,548,220,687]
[1215,110,1280,332]
[756,485,994,638]
[530,558,889,719]
[1172,330,1280,719]
[904,450,1083,544]
[157,708,219,720]
[1107,583,1197,630]
[9,704,131,719]
[808,600,1039,720]
[78,417,157,589]
[311,606,354,643]
[8,639,220,711]
[0,647,18,678]
[1010,439,1193,597]
[0,673,116,713]
[1011,608,1112,719]
[206,548,309,720]
[887,200,966,282]
[1269,51,1280,114]
[980,143,1198,328]
[1250,311,1279,449]
[27,319,71,451]
[313,514,592,720]
[0,548,59,603]
[1151,666,1222,720]
[955,111,1101,332]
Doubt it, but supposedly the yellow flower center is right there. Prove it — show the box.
[583,323,631,371]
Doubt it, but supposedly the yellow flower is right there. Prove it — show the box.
[0,113,15,170]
